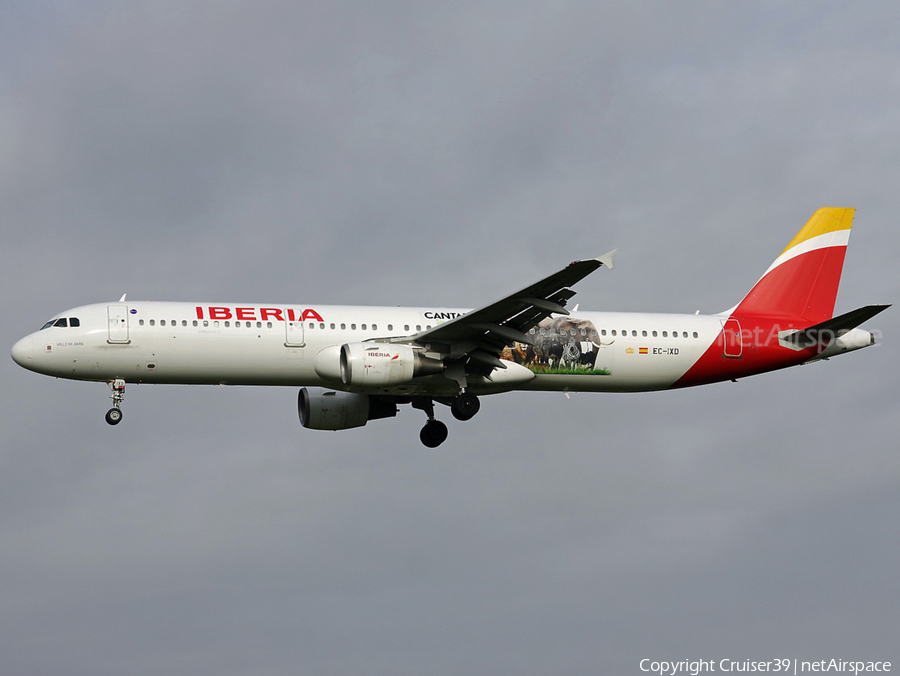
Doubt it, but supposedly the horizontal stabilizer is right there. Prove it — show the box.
[780,304,890,350]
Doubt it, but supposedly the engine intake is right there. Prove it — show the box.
[298,388,397,430]
[340,343,443,387]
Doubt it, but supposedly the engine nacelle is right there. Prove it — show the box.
[339,342,443,387]
[298,388,397,430]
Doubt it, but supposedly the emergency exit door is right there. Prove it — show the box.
[107,305,130,344]
[722,318,742,358]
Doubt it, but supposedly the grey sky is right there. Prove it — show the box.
[2,2,898,674]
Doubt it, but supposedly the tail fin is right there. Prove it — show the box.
[733,208,854,323]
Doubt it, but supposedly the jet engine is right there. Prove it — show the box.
[298,388,398,430]
[339,343,443,387]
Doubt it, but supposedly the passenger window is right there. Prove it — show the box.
[693,332,698,338]
[652,331,658,337]
[632,330,637,337]
[150,320,156,326]
[258,322,263,328]
[224,321,230,327]
[662,331,667,337]
[341,323,346,330]
[388,324,393,331]
[330,323,335,330]
[193,320,198,327]
[404,325,410,332]
[416,325,421,331]
[642,330,647,337]
[54,318,68,328]
[372,324,377,331]
[611,330,617,336]
[139,319,145,326]
[309,322,315,329]
[266,322,272,329]
[361,324,367,331]
[601,329,606,336]
[162,320,168,326]
[70,318,80,327]
[319,323,325,329]
[351,324,357,330]
[683,331,688,338]
[203,321,209,327]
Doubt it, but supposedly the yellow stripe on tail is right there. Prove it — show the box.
[780,207,854,255]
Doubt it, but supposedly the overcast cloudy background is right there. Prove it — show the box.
[2,2,899,674]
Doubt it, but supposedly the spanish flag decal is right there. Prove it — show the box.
[639,347,648,354]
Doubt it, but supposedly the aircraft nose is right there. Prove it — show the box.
[11,335,33,367]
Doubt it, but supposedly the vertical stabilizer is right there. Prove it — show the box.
[734,208,853,323]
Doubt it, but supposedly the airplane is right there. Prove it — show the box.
[11,207,888,447]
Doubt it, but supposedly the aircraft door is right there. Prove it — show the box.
[285,316,305,347]
[722,318,742,358]
[108,305,130,344]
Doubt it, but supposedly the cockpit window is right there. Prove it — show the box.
[70,317,80,327]
[41,320,56,330]
[53,318,68,328]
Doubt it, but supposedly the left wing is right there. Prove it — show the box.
[385,251,617,377]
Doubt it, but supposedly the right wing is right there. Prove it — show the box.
[385,251,617,375]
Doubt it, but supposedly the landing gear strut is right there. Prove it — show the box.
[105,379,125,425]
[413,397,449,448]
[451,392,480,421]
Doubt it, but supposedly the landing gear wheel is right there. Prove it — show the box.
[105,408,123,425]
[420,420,449,448]
[451,392,480,421]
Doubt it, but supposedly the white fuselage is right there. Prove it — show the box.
[14,301,726,393]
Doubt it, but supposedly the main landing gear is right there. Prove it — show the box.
[450,392,480,421]
[413,392,481,447]
[105,379,126,425]
[420,419,449,448]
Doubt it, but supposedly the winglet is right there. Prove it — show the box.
[596,249,618,270]
[118,294,127,302]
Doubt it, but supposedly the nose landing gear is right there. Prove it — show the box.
[105,379,126,425]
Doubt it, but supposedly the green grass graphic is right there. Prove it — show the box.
[527,365,612,376]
